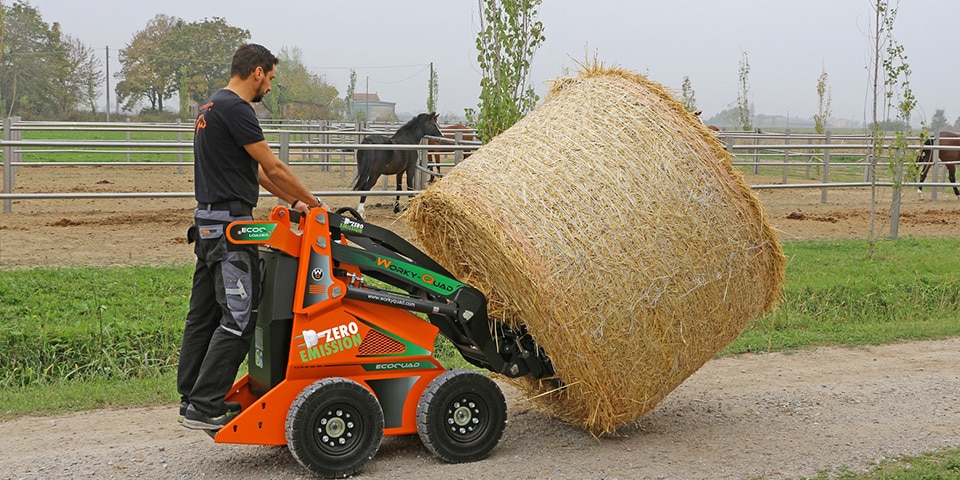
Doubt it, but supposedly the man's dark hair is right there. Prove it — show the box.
[231,44,279,79]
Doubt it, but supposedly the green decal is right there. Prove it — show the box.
[362,360,435,371]
[298,333,364,364]
[339,216,365,234]
[337,246,465,296]
[231,223,276,241]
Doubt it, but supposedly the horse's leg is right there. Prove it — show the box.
[950,165,959,198]
[397,156,420,213]
[394,170,404,214]
[357,161,386,217]
[916,142,936,200]
[917,164,929,200]
[427,152,439,183]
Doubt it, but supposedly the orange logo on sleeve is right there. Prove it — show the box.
[195,101,213,134]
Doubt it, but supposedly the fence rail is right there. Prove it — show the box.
[3,119,958,234]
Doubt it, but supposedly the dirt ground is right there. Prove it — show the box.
[1,165,959,479]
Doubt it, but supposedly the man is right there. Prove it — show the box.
[178,43,329,430]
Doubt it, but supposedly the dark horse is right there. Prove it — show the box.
[353,112,442,215]
[426,123,478,182]
[916,131,960,200]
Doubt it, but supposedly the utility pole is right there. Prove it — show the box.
[105,46,111,122]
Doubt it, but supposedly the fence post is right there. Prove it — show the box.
[931,131,941,201]
[126,118,132,163]
[889,149,905,239]
[781,129,791,185]
[279,130,291,206]
[2,117,14,213]
[11,117,21,187]
[415,140,427,191]
[176,119,184,175]
[279,130,290,165]
[454,131,464,165]
[750,133,760,175]
[821,131,831,203]
[320,131,330,172]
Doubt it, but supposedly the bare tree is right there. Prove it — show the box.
[680,76,697,113]
[735,52,752,131]
[814,67,831,134]
[866,0,919,244]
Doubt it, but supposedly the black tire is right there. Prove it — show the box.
[285,378,384,478]
[416,369,507,463]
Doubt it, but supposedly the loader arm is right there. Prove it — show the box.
[327,211,555,379]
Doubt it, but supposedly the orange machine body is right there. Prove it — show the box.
[215,206,446,445]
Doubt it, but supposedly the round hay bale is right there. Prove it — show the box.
[404,64,785,435]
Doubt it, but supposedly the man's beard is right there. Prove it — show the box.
[251,78,269,103]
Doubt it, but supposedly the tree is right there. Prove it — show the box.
[173,17,249,114]
[866,0,919,243]
[115,14,181,113]
[703,108,740,127]
[261,47,340,120]
[0,3,5,110]
[466,0,545,142]
[680,76,697,113]
[929,109,947,133]
[734,51,752,131]
[54,34,103,115]
[0,1,102,119]
[0,1,64,117]
[345,69,357,120]
[814,67,831,134]
[427,62,438,114]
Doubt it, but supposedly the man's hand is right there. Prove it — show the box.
[292,200,311,215]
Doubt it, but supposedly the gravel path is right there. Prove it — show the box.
[3,337,958,480]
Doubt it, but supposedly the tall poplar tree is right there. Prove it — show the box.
[466,0,545,142]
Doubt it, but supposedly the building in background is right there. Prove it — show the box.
[352,93,396,121]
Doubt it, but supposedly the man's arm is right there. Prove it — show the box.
[245,140,328,211]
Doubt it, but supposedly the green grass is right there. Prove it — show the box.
[0,265,191,389]
[798,449,960,479]
[3,238,960,413]
[1,371,179,416]
[20,128,191,163]
[728,237,960,354]
[2,238,960,477]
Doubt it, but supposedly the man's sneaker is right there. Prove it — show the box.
[177,401,188,424]
[178,401,240,425]
[182,403,240,430]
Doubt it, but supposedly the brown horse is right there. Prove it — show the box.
[916,131,960,200]
[426,124,478,181]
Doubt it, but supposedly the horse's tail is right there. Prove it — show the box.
[353,135,388,190]
[916,138,934,178]
[352,145,370,191]
[917,137,934,166]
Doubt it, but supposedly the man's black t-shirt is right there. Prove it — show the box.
[193,89,265,207]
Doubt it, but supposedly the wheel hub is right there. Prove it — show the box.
[319,409,355,447]
[448,398,482,437]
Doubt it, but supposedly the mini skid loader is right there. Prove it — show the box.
[209,205,555,478]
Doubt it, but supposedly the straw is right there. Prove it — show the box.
[404,62,785,435]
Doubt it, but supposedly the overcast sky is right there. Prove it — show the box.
[22,0,960,125]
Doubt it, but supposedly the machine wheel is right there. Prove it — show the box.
[285,378,384,478]
[416,369,507,463]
